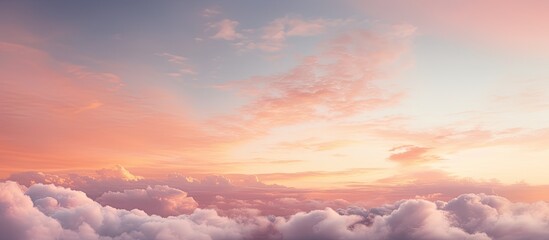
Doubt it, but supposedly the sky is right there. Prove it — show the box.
[1,1,549,239]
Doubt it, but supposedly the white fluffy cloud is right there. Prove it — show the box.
[2,181,549,239]
[275,202,488,240]
[0,181,273,240]
[0,182,64,240]
[443,194,549,239]
[97,185,198,217]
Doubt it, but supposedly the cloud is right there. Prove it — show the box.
[157,52,197,77]
[211,19,243,40]
[388,145,440,165]
[97,185,198,217]
[276,194,549,239]
[0,22,413,175]
[209,196,351,217]
[276,203,488,240]
[216,27,411,133]
[253,17,345,52]
[0,182,64,240]
[0,181,273,240]
[6,171,69,186]
[8,165,549,214]
[443,194,549,239]
[5,181,549,239]
[208,16,350,52]
[335,119,538,164]
[202,8,221,18]
[5,166,307,211]
[8,167,368,216]
[95,165,143,181]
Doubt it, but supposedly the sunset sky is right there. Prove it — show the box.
[2,1,549,239]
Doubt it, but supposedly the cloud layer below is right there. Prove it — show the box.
[2,181,549,240]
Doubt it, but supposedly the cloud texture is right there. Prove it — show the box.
[97,185,198,217]
[2,181,549,240]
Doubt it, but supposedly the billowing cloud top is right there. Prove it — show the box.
[3,181,549,240]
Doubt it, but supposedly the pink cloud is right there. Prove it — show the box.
[6,171,69,186]
[5,166,307,210]
[335,118,546,163]
[157,52,197,77]
[97,185,198,217]
[216,27,411,133]
[388,145,440,165]
[214,16,350,52]
[95,165,143,181]
[8,166,549,217]
[254,17,345,52]
[211,19,243,40]
[0,22,417,175]
[282,18,333,37]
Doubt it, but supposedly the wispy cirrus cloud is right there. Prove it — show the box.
[0,18,416,176]
[202,7,221,18]
[214,26,412,133]
[249,17,350,52]
[157,52,197,77]
[206,14,352,52]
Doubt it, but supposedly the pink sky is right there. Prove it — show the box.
[1,1,549,239]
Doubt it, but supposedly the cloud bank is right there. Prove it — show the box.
[8,166,549,216]
[2,181,549,240]
[97,185,198,217]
